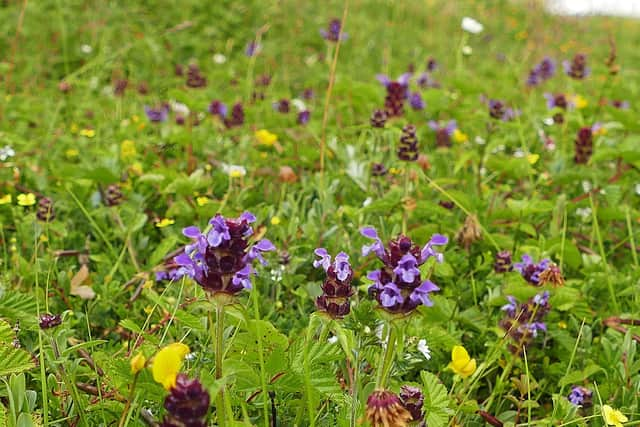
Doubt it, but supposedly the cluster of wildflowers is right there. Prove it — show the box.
[312,249,354,318]
[397,124,419,161]
[563,53,589,79]
[320,18,347,42]
[377,73,411,118]
[361,227,447,315]
[526,57,556,86]
[499,291,551,355]
[175,212,275,296]
[514,254,550,285]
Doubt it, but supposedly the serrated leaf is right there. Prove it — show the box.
[0,344,36,377]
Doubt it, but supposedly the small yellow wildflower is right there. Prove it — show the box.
[223,164,247,178]
[120,140,137,162]
[152,343,190,390]
[571,95,588,109]
[156,218,175,228]
[255,129,278,146]
[70,123,79,134]
[79,128,96,138]
[39,234,48,243]
[65,148,79,159]
[0,194,11,205]
[603,405,628,427]
[449,345,476,378]
[144,305,154,315]
[130,162,143,176]
[17,193,36,207]
[196,196,209,207]
[132,115,140,123]
[130,352,147,374]
[452,129,469,143]
[558,321,567,329]
[527,154,540,165]
[389,167,401,175]
[271,216,281,225]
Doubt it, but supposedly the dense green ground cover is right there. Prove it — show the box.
[1,0,640,425]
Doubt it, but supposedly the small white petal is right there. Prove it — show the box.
[213,53,227,64]
[461,17,484,34]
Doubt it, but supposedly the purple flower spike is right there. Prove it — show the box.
[313,248,332,271]
[409,92,425,110]
[144,105,169,123]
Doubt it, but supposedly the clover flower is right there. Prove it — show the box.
[377,73,411,118]
[428,120,457,148]
[564,53,589,79]
[175,212,275,296]
[398,124,419,161]
[144,105,169,123]
[361,227,447,315]
[514,254,550,285]
[449,345,477,378]
[313,249,354,318]
[161,374,210,427]
[568,386,592,407]
[399,385,424,422]
[499,291,551,355]
[365,389,412,427]
[321,18,347,42]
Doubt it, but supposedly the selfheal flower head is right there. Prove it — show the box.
[321,18,347,42]
[399,385,424,422]
[314,249,354,318]
[144,105,169,123]
[499,292,551,355]
[175,212,274,296]
[377,73,411,117]
[397,124,419,161]
[428,120,457,148]
[39,313,62,330]
[514,254,550,285]
[208,100,228,118]
[362,227,447,314]
[574,126,594,164]
[409,92,425,110]
[162,374,210,427]
[366,389,412,427]
[568,386,592,406]
[564,53,590,79]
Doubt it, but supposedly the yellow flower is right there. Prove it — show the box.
[527,154,540,165]
[558,321,567,329]
[271,216,281,225]
[120,140,137,162]
[449,345,476,378]
[70,123,79,134]
[196,196,209,207]
[130,162,143,176]
[65,148,79,159]
[130,352,147,374]
[0,194,11,205]
[452,129,469,143]
[152,343,190,390]
[603,405,628,427]
[571,95,588,109]
[132,115,140,123]
[79,128,96,138]
[155,218,175,228]
[222,164,247,178]
[17,193,36,207]
[255,129,278,146]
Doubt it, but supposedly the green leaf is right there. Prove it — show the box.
[421,371,451,427]
[0,323,36,377]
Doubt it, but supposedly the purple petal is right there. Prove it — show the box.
[376,74,391,87]
[182,226,201,238]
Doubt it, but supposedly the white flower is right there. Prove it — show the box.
[581,180,592,193]
[0,145,15,161]
[80,44,93,54]
[461,17,484,34]
[462,45,473,56]
[291,98,307,112]
[222,164,247,178]
[576,207,592,219]
[213,53,227,64]
[362,197,372,207]
[327,336,338,344]
[513,149,525,158]
[542,117,555,126]
[475,136,486,145]
[170,100,190,116]
[417,339,431,360]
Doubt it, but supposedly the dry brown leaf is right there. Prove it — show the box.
[70,264,96,299]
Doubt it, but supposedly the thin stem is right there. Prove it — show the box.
[251,288,270,427]
[118,374,139,427]
[626,206,639,268]
[350,337,361,427]
[589,195,619,312]
[375,324,397,389]
[215,303,227,427]
[303,315,320,427]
